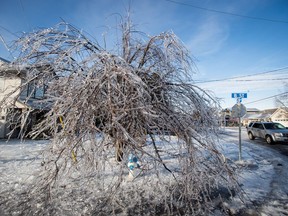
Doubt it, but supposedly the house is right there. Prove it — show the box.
[270,107,288,127]
[0,58,48,138]
[222,106,288,127]
[242,107,288,127]
[221,107,260,126]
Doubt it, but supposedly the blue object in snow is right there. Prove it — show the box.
[128,154,140,170]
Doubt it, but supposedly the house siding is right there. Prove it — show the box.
[0,76,23,138]
[271,108,288,127]
[0,64,48,139]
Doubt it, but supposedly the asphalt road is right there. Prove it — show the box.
[226,127,288,158]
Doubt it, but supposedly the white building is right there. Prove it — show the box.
[0,58,48,138]
[242,107,288,127]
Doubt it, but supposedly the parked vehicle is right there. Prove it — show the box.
[247,122,288,144]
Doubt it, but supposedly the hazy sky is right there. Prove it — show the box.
[0,0,288,110]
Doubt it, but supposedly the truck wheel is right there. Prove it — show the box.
[248,132,255,140]
[265,135,274,144]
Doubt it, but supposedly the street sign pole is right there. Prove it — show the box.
[238,103,242,161]
[232,93,247,161]
[239,116,242,161]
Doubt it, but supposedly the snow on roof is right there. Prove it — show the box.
[242,108,283,120]
[0,57,10,70]
[0,67,26,78]
[0,57,10,64]
[242,112,272,119]
[262,108,278,114]
[0,60,27,78]
[246,108,260,112]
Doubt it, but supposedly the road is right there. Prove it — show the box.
[224,126,288,157]
[244,134,288,158]
[220,127,288,216]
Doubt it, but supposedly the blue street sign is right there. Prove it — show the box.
[231,93,247,99]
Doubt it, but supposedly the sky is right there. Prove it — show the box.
[0,0,288,110]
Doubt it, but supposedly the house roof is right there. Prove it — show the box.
[0,57,10,64]
[262,108,278,114]
[0,68,26,78]
[246,108,260,112]
[242,107,286,120]
[1,62,55,78]
[0,61,27,78]
[270,107,288,119]
[0,57,10,70]
[242,112,272,120]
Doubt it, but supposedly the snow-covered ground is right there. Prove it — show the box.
[0,129,288,215]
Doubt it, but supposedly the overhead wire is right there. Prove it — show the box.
[244,92,288,105]
[194,66,288,84]
[0,26,19,59]
[233,78,288,82]
[163,0,288,107]
[165,0,288,24]
[18,0,32,31]
[0,25,19,38]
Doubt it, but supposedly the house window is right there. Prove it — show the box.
[26,81,47,99]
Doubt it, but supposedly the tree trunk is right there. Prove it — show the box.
[115,139,124,162]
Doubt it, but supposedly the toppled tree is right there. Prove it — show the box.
[0,18,239,215]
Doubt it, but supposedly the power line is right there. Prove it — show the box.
[235,78,288,82]
[165,0,288,24]
[194,66,288,84]
[18,0,31,31]
[0,25,19,38]
[244,92,288,105]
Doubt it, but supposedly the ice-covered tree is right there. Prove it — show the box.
[276,83,288,107]
[0,18,238,215]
